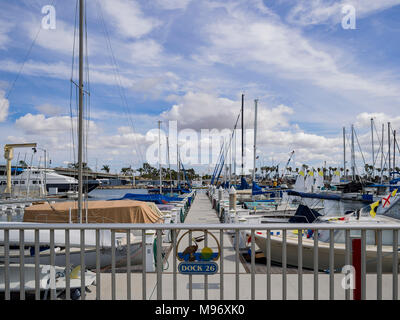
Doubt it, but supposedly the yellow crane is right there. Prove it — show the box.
[3,143,37,195]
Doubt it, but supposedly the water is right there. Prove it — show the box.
[88,188,148,201]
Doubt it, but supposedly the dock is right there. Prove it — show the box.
[84,190,400,300]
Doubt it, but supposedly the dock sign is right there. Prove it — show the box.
[176,230,221,275]
[178,261,218,275]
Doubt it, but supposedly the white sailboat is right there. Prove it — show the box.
[254,189,400,272]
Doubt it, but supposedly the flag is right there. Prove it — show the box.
[381,188,399,209]
[369,200,380,217]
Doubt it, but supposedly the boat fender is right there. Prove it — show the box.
[71,288,81,300]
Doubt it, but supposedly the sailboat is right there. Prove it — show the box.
[0,0,166,271]
[254,188,400,272]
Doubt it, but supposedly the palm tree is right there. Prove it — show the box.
[101,165,110,173]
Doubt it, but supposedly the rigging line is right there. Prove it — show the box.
[372,120,391,172]
[95,0,145,165]
[344,130,364,184]
[372,121,390,172]
[0,0,58,112]
[354,129,366,184]
[69,0,79,167]
[95,2,145,165]
[372,120,383,168]
[389,125,400,164]
[353,128,367,168]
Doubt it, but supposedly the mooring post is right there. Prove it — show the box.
[229,186,237,212]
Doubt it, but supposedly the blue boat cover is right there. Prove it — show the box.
[236,177,250,190]
[288,205,322,223]
[287,190,341,201]
[110,193,184,204]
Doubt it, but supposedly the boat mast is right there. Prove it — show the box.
[394,130,396,174]
[351,124,355,181]
[77,0,84,223]
[177,142,180,189]
[158,120,162,195]
[343,127,346,180]
[252,99,258,182]
[381,123,384,183]
[388,122,391,179]
[167,136,172,193]
[233,127,237,185]
[241,93,244,178]
[371,118,374,178]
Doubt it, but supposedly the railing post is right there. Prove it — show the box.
[352,238,362,300]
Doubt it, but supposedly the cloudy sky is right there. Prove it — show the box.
[0,0,399,175]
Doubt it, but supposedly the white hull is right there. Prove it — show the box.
[0,264,96,292]
[2,242,143,270]
[254,231,400,273]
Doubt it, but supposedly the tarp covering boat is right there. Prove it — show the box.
[288,205,322,223]
[287,190,341,201]
[251,181,264,195]
[23,200,163,224]
[156,204,175,211]
[145,202,164,216]
[110,193,184,204]
[236,177,250,190]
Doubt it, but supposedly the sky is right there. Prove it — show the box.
[0,0,399,176]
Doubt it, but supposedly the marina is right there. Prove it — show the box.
[0,0,400,305]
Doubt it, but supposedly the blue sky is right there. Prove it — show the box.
[0,0,399,175]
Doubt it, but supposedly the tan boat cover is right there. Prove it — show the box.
[145,202,165,216]
[23,200,164,224]
[236,190,252,195]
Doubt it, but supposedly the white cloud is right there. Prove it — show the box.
[153,0,192,10]
[0,91,9,122]
[0,59,134,88]
[15,113,98,135]
[99,0,161,39]
[194,4,400,100]
[286,0,400,26]
[161,91,294,131]
[0,19,12,50]
[35,103,64,116]
[355,112,400,129]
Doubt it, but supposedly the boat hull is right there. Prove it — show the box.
[2,242,143,270]
[254,232,400,273]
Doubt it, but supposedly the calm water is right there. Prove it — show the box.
[88,188,148,201]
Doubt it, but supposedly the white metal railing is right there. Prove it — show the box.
[0,222,399,300]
